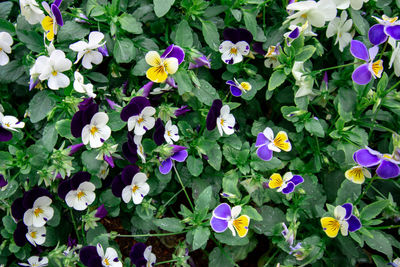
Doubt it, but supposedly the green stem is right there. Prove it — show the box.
[382,80,400,97]
[378,41,388,61]
[69,208,82,244]
[370,184,386,199]
[263,249,279,267]
[311,62,356,74]
[155,259,179,265]
[354,176,377,205]
[173,164,195,211]
[299,245,324,267]
[116,230,188,238]
[366,225,400,230]
[162,188,183,207]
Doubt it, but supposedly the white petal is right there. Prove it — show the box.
[82,125,91,144]
[137,183,150,197]
[98,125,111,142]
[0,51,9,66]
[88,31,105,47]
[219,40,234,53]
[127,116,138,131]
[340,220,349,236]
[121,186,132,203]
[268,142,281,152]
[326,18,339,38]
[132,172,147,184]
[132,191,144,204]
[334,205,346,220]
[96,243,105,258]
[307,9,326,27]
[231,206,241,219]
[350,0,363,10]
[69,41,88,52]
[23,209,34,226]
[263,127,274,141]
[142,106,156,116]
[333,0,350,9]
[235,41,250,56]
[220,105,230,116]
[65,190,76,208]
[34,196,52,207]
[0,32,13,47]
[91,112,109,126]
[89,133,103,148]
[216,118,223,136]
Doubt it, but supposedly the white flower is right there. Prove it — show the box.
[35,49,72,90]
[19,256,48,267]
[121,172,150,204]
[286,0,337,28]
[219,40,250,64]
[82,112,112,148]
[292,61,316,98]
[134,135,146,163]
[164,120,179,144]
[69,31,105,69]
[73,71,96,98]
[333,0,368,10]
[144,246,156,266]
[65,181,96,211]
[96,244,122,267]
[0,32,13,66]
[26,225,46,247]
[326,11,353,52]
[23,196,54,227]
[127,106,156,136]
[98,162,109,179]
[216,105,235,136]
[0,112,25,131]
[389,39,400,77]
[19,0,45,25]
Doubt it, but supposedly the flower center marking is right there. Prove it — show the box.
[230,47,238,55]
[132,185,139,193]
[326,219,340,232]
[77,191,85,200]
[34,207,43,217]
[90,126,98,135]
[30,231,37,238]
[104,258,110,266]
[137,117,144,124]
[167,130,171,136]
[52,71,58,76]
[4,123,10,127]
[220,119,225,126]
[349,167,363,180]
[371,60,383,77]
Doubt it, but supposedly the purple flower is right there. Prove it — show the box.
[29,77,40,91]
[350,40,383,85]
[74,13,89,24]
[122,132,138,164]
[79,246,102,267]
[166,77,177,88]
[226,78,252,97]
[159,145,188,175]
[0,174,7,188]
[140,82,154,97]
[57,172,95,210]
[368,15,400,45]
[188,55,211,69]
[255,127,291,161]
[104,154,114,168]
[219,28,253,64]
[67,143,85,155]
[174,105,191,117]
[105,98,120,110]
[353,147,400,179]
[98,44,109,57]
[95,204,107,219]
[206,99,222,131]
[71,98,99,138]
[153,118,165,146]
[281,223,294,245]
[252,42,266,56]
[130,243,156,267]
[321,203,362,238]
[268,172,304,194]
[120,96,150,122]
[111,165,140,198]
[210,203,250,237]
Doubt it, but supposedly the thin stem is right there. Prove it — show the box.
[162,188,183,207]
[382,80,400,97]
[155,259,179,265]
[310,62,356,74]
[378,41,388,61]
[116,230,188,238]
[370,184,386,199]
[263,249,279,267]
[173,164,195,211]
[69,208,82,244]
[366,225,400,230]
[354,176,377,206]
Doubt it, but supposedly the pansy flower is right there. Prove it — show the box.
[73,71,96,98]
[389,258,400,267]
[0,111,25,142]
[344,163,371,184]
[19,256,48,267]
[321,203,361,238]
[145,44,185,83]
[210,203,250,238]
[219,28,252,64]
[286,0,337,28]
[333,0,368,10]
[216,105,235,136]
[41,0,64,41]
[58,172,96,211]
[80,244,122,267]
[26,225,46,247]
[122,132,139,164]
[159,145,188,175]
[368,15,400,46]
[326,11,353,52]
[188,55,211,69]
[268,172,304,194]
[353,147,400,179]
[71,98,99,138]
[174,105,191,117]
[350,40,383,85]
[281,223,294,245]
[153,118,166,146]
[120,96,156,135]
[130,243,157,267]
[264,44,281,68]
[164,120,179,144]
[81,112,111,148]
[0,32,13,66]
[19,0,45,25]
[69,31,106,69]
[255,127,291,161]
[226,78,252,97]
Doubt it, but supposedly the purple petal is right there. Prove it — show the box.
[210,216,229,232]
[166,77,177,88]
[140,81,154,97]
[79,246,98,266]
[111,175,125,197]
[188,55,211,69]
[347,215,362,232]
[87,256,103,267]
[289,175,304,185]
[171,150,188,162]
[213,203,231,219]
[29,78,39,91]
[282,182,295,194]
[120,96,150,121]
[341,203,353,220]
[105,98,118,110]
[58,179,72,200]
[0,174,7,188]
[129,242,147,266]
[174,105,191,117]
[230,86,242,96]
[14,221,27,247]
[385,25,400,40]
[122,142,138,164]
[68,143,85,155]
[22,188,51,210]
[171,145,187,154]
[53,0,62,7]
[255,132,269,147]
[161,45,185,64]
[376,160,400,179]
[153,118,165,146]
[98,44,109,57]
[352,64,372,85]
[256,145,273,161]
[238,28,253,44]
[226,80,236,86]
[206,99,222,131]
[288,27,300,39]
[252,42,266,56]
[51,4,63,26]
[161,44,174,58]
[368,24,387,45]
[0,127,12,142]
[350,40,369,61]
[223,28,240,43]
[159,158,173,174]
[104,155,114,168]
[121,165,140,185]
[353,148,381,167]
[95,204,108,219]
[11,197,25,221]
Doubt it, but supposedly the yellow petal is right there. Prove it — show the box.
[320,217,340,238]
[146,66,168,83]
[41,16,53,32]
[145,51,161,67]
[46,29,54,41]
[240,82,251,91]
[163,57,179,74]
[274,131,291,151]
[345,167,365,184]
[268,173,283,189]
[372,60,383,78]
[233,215,250,238]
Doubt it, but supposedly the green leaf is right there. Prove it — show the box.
[0,180,18,200]
[205,142,222,170]
[364,230,393,259]
[86,72,108,83]
[0,2,13,19]
[175,20,193,47]
[132,58,147,76]
[174,70,193,95]
[305,119,325,137]
[195,186,212,211]
[241,206,262,221]
[268,70,286,91]
[118,13,143,34]
[39,123,58,152]
[114,38,136,63]
[194,79,220,106]
[28,91,56,123]
[201,20,220,51]
[242,10,257,37]
[2,216,16,234]
[296,45,316,62]
[47,206,61,227]
[107,110,126,131]
[360,200,389,221]
[209,247,235,267]
[0,18,15,35]
[349,9,369,36]
[335,179,361,205]
[215,229,249,246]
[100,189,121,207]
[251,205,285,236]
[193,226,210,250]
[86,224,109,247]
[57,21,90,41]
[377,72,388,94]
[372,255,390,267]
[153,0,175,17]
[154,218,184,232]
[16,29,43,52]
[81,150,102,174]
[55,119,73,139]
[222,170,241,200]
[0,60,25,84]
[42,226,58,247]
[187,156,203,177]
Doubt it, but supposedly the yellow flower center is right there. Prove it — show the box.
[132,185,139,193]
[52,71,58,76]
[139,145,144,155]
[34,207,43,217]
[372,60,383,78]
[220,119,225,126]
[90,126,98,135]
[4,123,10,127]
[77,191,85,200]
[167,130,171,136]
[30,231,37,238]
[0,48,2,52]
[266,46,276,57]
[240,82,251,91]
[301,13,308,19]
[104,258,110,266]
[137,117,144,124]
[230,47,238,55]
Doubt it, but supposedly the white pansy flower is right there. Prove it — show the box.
[96,244,122,267]
[121,172,150,205]
[219,40,250,64]
[164,120,179,144]
[19,0,45,25]
[65,181,96,211]
[286,0,337,28]
[19,256,48,267]
[69,31,105,69]
[23,196,54,227]
[326,11,353,52]
[82,112,112,148]
[26,225,46,247]
[134,135,146,163]
[35,49,72,90]
[389,38,400,77]
[127,106,156,136]
[0,32,13,66]
[73,71,96,98]
[144,246,157,266]
[0,112,25,131]
[292,61,316,98]
[333,0,368,10]
[216,105,235,136]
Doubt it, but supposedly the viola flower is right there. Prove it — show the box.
[344,165,371,184]
[121,171,150,205]
[69,31,106,69]
[81,112,111,148]
[159,145,188,175]
[97,243,123,267]
[206,99,222,131]
[321,203,361,238]
[289,243,306,261]
[174,105,191,117]
[292,61,315,98]
[0,32,13,66]
[0,111,25,142]
[281,223,294,245]
[26,225,46,247]
[226,78,252,97]
[139,81,154,97]
[188,55,211,69]
[326,11,353,52]
[122,132,139,164]
[58,172,96,211]
[120,97,156,135]
[19,256,48,267]
[80,244,122,267]
[135,135,146,163]
[145,44,185,83]
[353,147,400,179]
[368,15,400,46]
[34,49,72,90]
[264,44,281,68]
[389,258,400,267]
[219,28,252,64]
[389,39,400,76]
[164,120,179,144]
[210,203,250,238]
[95,204,108,219]
[73,71,96,98]
[333,0,368,10]
[23,195,54,227]
[255,127,291,161]
[130,243,157,267]
[71,98,99,138]
[216,105,235,136]
[19,0,45,25]
[286,0,337,28]
[41,0,63,41]
[153,118,165,145]
[268,172,304,194]
[98,44,109,57]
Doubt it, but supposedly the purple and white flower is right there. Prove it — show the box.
[69,31,106,69]
[26,225,46,247]
[19,256,48,267]
[80,244,122,267]
[121,172,150,205]
[121,97,155,136]
[226,78,252,97]
[368,15,400,46]
[130,243,157,267]
[159,145,188,175]
[81,112,111,148]
[23,196,54,228]
[164,120,179,144]
[219,28,252,64]
[0,111,25,142]
[321,203,362,238]
[255,127,291,161]
[267,172,304,194]
[216,105,235,136]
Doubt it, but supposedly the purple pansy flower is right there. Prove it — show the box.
[122,132,138,164]
[226,78,252,97]
[255,127,291,161]
[210,203,250,237]
[105,98,119,110]
[79,246,102,267]
[268,172,304,194]
[252,42,266,56]
[353,147,400,179]
[98,44,109,57]
[321,203,362,238]
[368,15,400,46]
[71,98,99,138]
[219,28,253,64]
[120,96,156,135]
[67,143,85,155]
[140,82,154,97]
[188,55,211,69]
[129,243,157,267]
[159,145,188,175]
[350,40,383,85]
[206,99,223,131]
[111,165,140,198]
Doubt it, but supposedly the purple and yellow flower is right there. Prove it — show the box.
[321,203,361,238]
[350,40,383,85]
[226,78,252,97]
[368,15,400,46]
[219,28,253,64]
[41,0,63,41]
[255,127,291,161]
[129,243,157,267]
[0,111,25,142]
[159,145,188,174]
[268,172,304,194]
[145,44,185,83]
[80,244,122,267]
[210,203,250,238]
